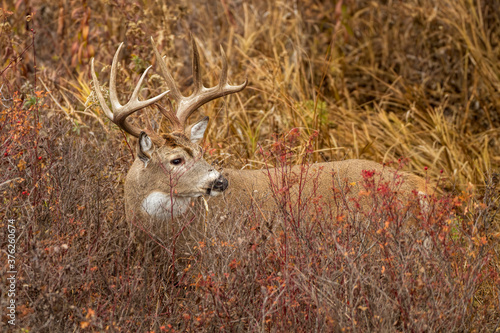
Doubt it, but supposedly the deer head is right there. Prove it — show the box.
[91,37,247,220]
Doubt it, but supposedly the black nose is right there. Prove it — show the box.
[212,175,228,192]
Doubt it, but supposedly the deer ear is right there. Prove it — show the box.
[137,132,154,167]
[187,116,209,143]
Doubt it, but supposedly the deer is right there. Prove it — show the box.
[91,36,430,240]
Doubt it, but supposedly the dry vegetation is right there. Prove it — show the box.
[1,0,500,331]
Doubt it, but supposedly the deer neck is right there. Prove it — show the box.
[141,191,191,220]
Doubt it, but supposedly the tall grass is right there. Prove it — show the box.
[1,0,499,331]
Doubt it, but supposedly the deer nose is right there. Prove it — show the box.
[212,175,228,192]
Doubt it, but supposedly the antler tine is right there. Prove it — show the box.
[191,35,203,95]
[155,102,183,132]
[151,36,248,132]
[108,42,124,117]
[151,37,183,104]
[91,43,169,138]
[91,57,114,121]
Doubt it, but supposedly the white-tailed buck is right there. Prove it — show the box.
[91,37,429,235]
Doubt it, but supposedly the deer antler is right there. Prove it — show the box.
[91,43,170,138]
[151,36,248,133]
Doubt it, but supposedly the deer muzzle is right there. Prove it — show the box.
[208,174,228,195]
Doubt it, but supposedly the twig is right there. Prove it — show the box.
[0,177,21,188]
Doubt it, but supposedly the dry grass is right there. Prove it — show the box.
[1,0,499,331]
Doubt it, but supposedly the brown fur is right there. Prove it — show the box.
[203,159,430,222]
[125,129,431,226]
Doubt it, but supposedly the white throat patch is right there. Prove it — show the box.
[141,191,190,220]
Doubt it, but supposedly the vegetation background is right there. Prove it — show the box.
[1,0,499,331]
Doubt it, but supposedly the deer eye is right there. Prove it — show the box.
[170,158,184,165]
